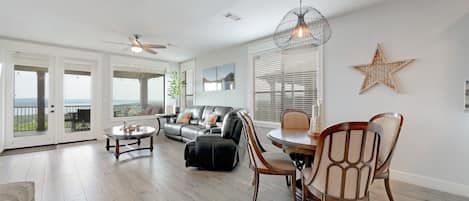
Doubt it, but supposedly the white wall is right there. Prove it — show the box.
[323,0,469,195]
[191,0,469,196]
[0,49,4,152]
[194,45,248,108]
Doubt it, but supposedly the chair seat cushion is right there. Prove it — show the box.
[181,125,210,140]
[259,152,295,171]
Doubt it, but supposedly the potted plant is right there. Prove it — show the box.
[168,71,183,113]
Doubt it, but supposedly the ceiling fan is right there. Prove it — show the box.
[106,34,167,54]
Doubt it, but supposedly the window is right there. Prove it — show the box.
[63,70,91,133]
[113,70,165,117]
[253,48,320,122]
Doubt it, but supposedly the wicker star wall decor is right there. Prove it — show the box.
[353,44,415,94]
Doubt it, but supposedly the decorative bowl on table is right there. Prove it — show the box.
[121,124,142,134]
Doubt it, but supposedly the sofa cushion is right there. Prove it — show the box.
[201,106,215,121]
[164,123,185,136]
[176,112,192,124]
[213,107,233,122]
[181,125,210,140]
[183,106,205,121]
[203,113,218,126]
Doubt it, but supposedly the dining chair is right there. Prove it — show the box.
[281,109,311,185]
[370,113,404,201]
[281,109,311,130]
[302,122,382,201]
[237,111,297,201]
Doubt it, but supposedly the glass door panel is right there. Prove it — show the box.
[63,70,91,133]
[13,65,50,138]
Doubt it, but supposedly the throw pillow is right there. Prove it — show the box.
[176,112,192,124]
[203,113,218,127]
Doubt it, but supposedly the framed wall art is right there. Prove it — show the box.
[203,63,235,91]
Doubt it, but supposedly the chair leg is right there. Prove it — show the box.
[301,176,307,201]
[286,176,291,186]
[253,172,260,201]
[384,178,395,201]
[291,173,296,201]
[252,171,256,186]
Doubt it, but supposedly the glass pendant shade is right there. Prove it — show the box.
[274,5,331,50]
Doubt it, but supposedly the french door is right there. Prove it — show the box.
[4,52,97,148]
[56,58,97,143]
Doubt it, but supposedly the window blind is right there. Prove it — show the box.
[253,48,319,122]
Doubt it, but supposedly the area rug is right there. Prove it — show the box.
[0,182,34,201]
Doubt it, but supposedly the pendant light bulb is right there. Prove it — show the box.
[292,15,311,39]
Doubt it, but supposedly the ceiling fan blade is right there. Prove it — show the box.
[143,47,157,54]
[135,39,144,48]
[142,44,167,49]
[128,36,139,46]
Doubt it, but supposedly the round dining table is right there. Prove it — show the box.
[266,128,319,169]
[267,128,320,190]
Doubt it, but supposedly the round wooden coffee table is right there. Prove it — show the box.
[104,126,157,159]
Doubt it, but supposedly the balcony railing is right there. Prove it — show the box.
[14,104,164,132]
[14,105,91,132]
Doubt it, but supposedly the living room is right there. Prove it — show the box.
[0,0,468,200]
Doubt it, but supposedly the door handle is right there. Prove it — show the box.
[50,110,55,113]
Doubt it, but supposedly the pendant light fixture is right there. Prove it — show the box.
[273,0,331,50]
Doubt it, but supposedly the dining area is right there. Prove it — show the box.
[237,110,403,201]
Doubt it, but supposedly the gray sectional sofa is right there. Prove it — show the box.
[164,105,233,142]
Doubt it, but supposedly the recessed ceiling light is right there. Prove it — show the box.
[224,13,241,21]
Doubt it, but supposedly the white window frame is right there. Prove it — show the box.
[247,38,324,128]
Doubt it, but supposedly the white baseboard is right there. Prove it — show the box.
[391,169,469,198]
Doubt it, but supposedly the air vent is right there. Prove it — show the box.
[224,13,241,21]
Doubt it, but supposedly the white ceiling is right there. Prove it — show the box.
[0,0,383,62]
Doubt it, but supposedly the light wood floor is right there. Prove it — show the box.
[0,133,467,201]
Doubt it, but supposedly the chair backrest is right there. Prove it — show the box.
[281,109,310,130]
[305,122,382,200]
[77,109,91,122]
[237,111,275,170]
[369,113,403,174]
[221,109,244,144]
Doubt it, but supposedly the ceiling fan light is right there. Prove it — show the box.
[131,46,143,53]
